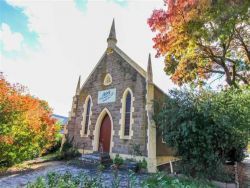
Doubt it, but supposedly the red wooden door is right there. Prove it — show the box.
[99,114,111,153]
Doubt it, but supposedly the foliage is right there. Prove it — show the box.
[142,172,215,188]
[43,122,63,155]
[58,136,80,160]
[154,87,249,178]
[26,171,216,188]
[41,152,61,161]
[148,0,250,87]
[97,164,105,172]
[0,74,59,167]
[26,171,102,188]
[137,158,147,171]
[127,170,137,188]
[112,154,124,167]
[111,168,121,188]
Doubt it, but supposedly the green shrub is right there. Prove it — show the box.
[44,124,63,155]
[97,164,105,172]
[58,136,80,160]
[154,87,249,179]
[137,158,147,171]
[128,170,137,187]
[26,171,102,188]
[26,170,216,188]
[112,154,124,167]
[27,177,46,188]
[142,173,215,188]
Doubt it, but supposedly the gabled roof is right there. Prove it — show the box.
[80,20,166,96]
[80,20,147,90]
[80,46,146,90]
[113,46,147,78]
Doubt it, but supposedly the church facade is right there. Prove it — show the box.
[65,20,175,172]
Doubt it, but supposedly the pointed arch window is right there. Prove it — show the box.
[80,95,92,137]
[84,99,91,135]
[119,88,134,139]
[124,92,131,136]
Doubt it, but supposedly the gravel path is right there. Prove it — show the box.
[0,161,148,188]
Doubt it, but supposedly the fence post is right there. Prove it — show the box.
[170,161,174,174]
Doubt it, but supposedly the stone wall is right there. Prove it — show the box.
[67,49,148,156]
[153,86,175,156]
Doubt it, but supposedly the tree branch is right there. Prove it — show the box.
[235,73,249,85]
[235,28,250,62]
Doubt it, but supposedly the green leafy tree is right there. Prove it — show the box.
[154,87,249,178]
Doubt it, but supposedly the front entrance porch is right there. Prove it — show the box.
[92,108,114,154]
[99,114,111,153]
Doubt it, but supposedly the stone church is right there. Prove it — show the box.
[65,20,176,172]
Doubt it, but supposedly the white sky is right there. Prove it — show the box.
[1,0,176,116]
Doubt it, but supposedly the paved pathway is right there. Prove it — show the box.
[0,161,147,188]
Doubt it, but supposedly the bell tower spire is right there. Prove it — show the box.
[147,53,153,83]
[76,75,81,95]
[107,18,117,48]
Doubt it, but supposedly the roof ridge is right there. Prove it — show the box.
[113,46,147,78]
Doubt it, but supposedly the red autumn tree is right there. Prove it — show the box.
[148,0,250,87]
[0,73,59,166]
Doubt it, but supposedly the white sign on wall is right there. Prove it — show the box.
[98,88,116,104]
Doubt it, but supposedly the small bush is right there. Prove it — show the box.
[97,164,105,172]
[57,136,80,160]
[112,154,124,167]
[137,158,147,171]
[26,170,217,188]
[26,171,102,188]
[142,172,215,188]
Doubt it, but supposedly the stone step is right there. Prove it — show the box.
[78,152,112,165]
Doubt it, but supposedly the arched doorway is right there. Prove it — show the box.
[99,114,111,152]
[92,108,113,153]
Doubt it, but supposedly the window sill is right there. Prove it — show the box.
[120,135,131,140]
[80,130,90,138]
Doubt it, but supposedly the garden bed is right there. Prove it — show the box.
[0,161,216,188]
